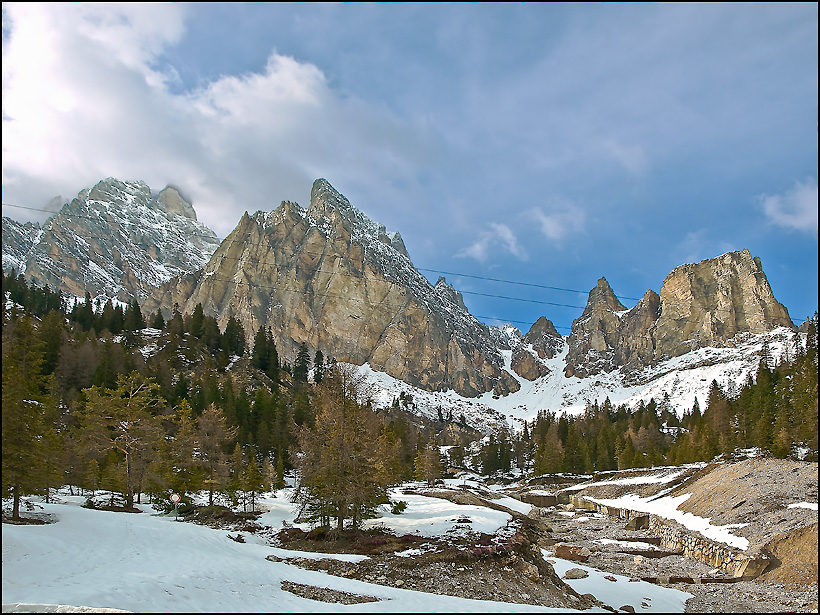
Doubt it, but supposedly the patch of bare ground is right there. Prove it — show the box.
[270,517,603,610]
[279,580,380,604]
[1,514,50,525]
[758,522,819,589]
[179,505,263,533]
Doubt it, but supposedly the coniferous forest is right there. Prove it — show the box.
[2,269,818,524]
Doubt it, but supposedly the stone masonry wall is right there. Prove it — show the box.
[564,494,771,578]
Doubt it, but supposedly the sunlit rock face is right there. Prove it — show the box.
[563,250,795,378]
[651,249,795,359]
[511,316,564,381]
[144,178,519,398]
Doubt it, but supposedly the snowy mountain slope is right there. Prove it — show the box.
[353,327,801,433]
[1,178,220,303]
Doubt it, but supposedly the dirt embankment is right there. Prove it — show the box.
[668,458,818,588]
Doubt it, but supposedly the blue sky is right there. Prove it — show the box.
[2,3,817,333]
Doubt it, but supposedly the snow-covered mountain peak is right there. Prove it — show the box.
[1,178,221,303]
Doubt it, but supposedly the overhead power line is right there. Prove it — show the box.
[3,201,811,326]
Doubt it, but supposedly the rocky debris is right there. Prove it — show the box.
[563,568,590,579]
[535,458,818,612]
[279,580,380,604]
[269,523,596,609]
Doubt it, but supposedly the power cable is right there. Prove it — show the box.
[3,201,812,326]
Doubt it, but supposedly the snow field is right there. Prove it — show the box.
[2,485,694,613]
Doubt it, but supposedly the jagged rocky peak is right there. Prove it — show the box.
[510,316,565,381]
[523,316,564,359]
[157,186,197,220]
[564,277,627,378]
[652,249,795,358]
[145,178,519,398]
[563,249,796,379]
[1,177,220,302]
[306,178,409,258]
[585,277,627,315]
[434,276,468,312]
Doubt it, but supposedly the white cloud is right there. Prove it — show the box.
[456,222,527,262]
[1,3,430,237]
[760,178,818,233]
[529,200,586,242]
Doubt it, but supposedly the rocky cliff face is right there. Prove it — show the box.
[564,278,627,378]
[511,316,565,380]
[563,250,795,377]
[651,249,795,359]
[1,178,220,302]
[143,179,520,398]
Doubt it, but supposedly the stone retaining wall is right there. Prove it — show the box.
[561,494,771,579]
[648,516,770,579]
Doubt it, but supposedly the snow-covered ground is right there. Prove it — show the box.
[542,551,691,613]
[2,485,694,613]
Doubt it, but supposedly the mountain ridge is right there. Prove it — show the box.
[2,178,220,303]
[2,176,802,411]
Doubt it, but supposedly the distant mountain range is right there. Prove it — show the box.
[2,177,804,427]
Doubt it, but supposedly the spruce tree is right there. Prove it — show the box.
[293,343,311,383]
[2,317,61,519]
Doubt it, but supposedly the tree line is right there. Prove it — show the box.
[2,270,817,528]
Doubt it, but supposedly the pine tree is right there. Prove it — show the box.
[188,303,205,338]
[197,402,238,506]
[251,325,268,372]
[223,316,245,357]
[243,448,265,512]
[165,400,202,497]
[123,299,146,333]
[294,364,388,530]
[151,310,165,330]
[414,443,443,486]
[2,317,61,519]
[313,350,324,383]
[79,371,164,509]
[293,343,311,383]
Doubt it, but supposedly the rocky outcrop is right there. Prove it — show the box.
[143,179,519,398]
[614,289,661,371]
[563,250,795,378]
[651,249,795,359]
[564,278,627,378]
[511,316,564,380]
[1,178,220,302]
